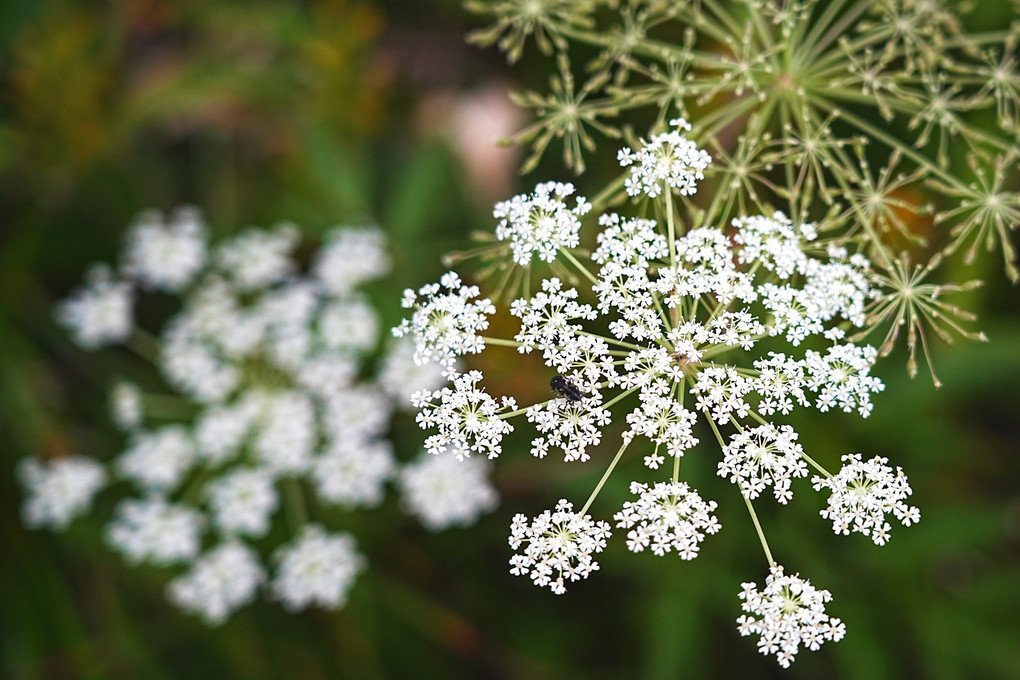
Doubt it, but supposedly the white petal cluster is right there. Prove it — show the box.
[412,370,516,459]
[32,210,503,625]
[207,469,278,537]
[272,527,364,611]
[394,271,495,367]
[508,500,611,594]
[804,344,884,417]
[398,449,498,531]
[107,497,203,565]
[109,381,143,431]
[121,207,207,291]
[312,226,390,296]
[55,264,133,349]
[812,454,920,545]
[617,118,712,198]
[312,440,395,508]
[614,481,720,558]
[625,391,699,465]
[493,181,591,264]
[737,566,846,668]
[732,212,814,278]
[718,424,808,504]
[527,393,611,462]
[168,542,264,626]
[117,425,196,492]
[18,457,106,530]
[214,224,298,291]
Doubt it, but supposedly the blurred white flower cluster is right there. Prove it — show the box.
[396,120,921,665]
[22,207,498,625]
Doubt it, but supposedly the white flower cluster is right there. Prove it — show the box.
[508,500,611,594]
[394,272,495,367]
[718,424,807,504]
[412,370,517,459]
[737,566,846,668]
[813,453,920,545]
[397,117,918,664]
[398,449,498,531]
[614,481,720,559]
[25,208,499,625]
[18,457,106,530]
[617,118,712,198]
[493,181,591,264]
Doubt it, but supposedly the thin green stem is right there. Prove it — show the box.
[742,493,776,568]
[580,439,629,516]
[560,248,598,285]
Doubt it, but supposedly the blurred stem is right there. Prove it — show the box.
[124,329,160,364]
[139,392,197,419]
[580,439,629,515]
[283,478,309,532]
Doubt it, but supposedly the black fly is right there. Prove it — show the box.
[550,375,583,402]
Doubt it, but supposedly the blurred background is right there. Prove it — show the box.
[0,1,1018,679]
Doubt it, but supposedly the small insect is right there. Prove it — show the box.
[550,375,583,402]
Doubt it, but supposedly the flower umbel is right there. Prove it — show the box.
[737,566,846,668]
[509,499,612,594]
[397,117,920,665]
[813,453,920,545]
[24,208,499,625]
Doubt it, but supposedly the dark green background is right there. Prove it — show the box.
[1,1,1017,678]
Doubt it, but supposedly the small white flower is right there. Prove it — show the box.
[55,264,133,349]
[312,439,395,508]
[160,325,240,404]
[736,565,846,668]
[625,391,699,461]
[117,426,196,492]
[207,469,278,537]
[252,391,317,474]
[527,392,611,463]
[493,181,591,265]
[812,453,920,545]
[614,481,720,558]
[109,381,143,431]
[318,297,379,354]
[19,457,106,530]
[194,401,257,464]
[617,118,712,198]
[593,213,667,268]
[121,207,207,291]
[215,225,298,292]
[803,344,884,417]
[107,497,203,565]
[508,499,611,594]
[394,271,495,367]
[718,424,808,504]
[168,541,264,625]
[412,370,516,459]
[398,449,498,531]
[732,211,814,279]
[691,364,753,424]
[272,526,364,611]
[313,226,391,297]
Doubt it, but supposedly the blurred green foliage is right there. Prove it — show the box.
[1,1,1018,679]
